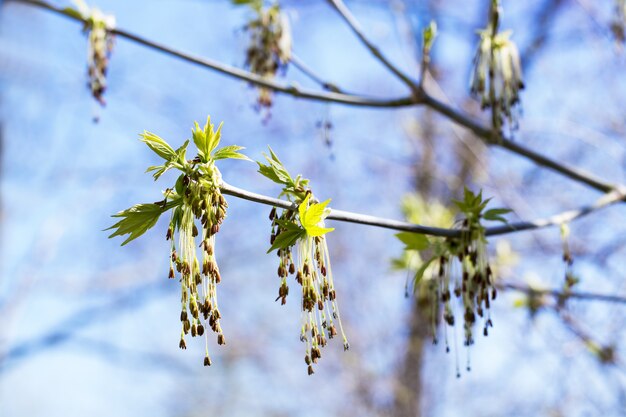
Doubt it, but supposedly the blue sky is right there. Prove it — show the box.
[1,1,626,416]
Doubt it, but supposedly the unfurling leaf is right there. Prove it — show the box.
[212,145,252,161]
[298,195,334,237]
[139,131,177,161]
[106,203,167,245]
[395,231,430,251]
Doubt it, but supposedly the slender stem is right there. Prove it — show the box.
[6,0,416,108]
[420,92,623,195]
[220,182,624,238]
[8,0,626,203]
[500,282,626,305]
[326,0,420,94]
[290,53,343,93]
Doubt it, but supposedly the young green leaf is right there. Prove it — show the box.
[395,231,430,251]
[267,228,305,254]
[483,207,512,223]
[298,195,334,237]
[139,131,176,161]
[106,203,166,246]
[204,118,223,156]
[212,145,252,161]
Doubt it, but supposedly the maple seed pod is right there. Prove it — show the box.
[204,355,212,367]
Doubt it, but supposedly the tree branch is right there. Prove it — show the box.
[8,0,626,206]
[326,0,420,94]
[501,281,626,305]
[220,182,625,238]
[6,0,416,108]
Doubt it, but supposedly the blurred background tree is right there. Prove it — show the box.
[1,0,626,416]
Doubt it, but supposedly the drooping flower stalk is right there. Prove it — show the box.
[107,116,250,366]
[259,148,348,375]
[470,0,523,134]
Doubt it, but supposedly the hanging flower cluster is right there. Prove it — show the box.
[397,188,510,376]
[611,0,626,43]
[258,148,348,375]
[240,1,292,110]
[469,1,523,132]
[68,0,116,106]
[107,117,250,366]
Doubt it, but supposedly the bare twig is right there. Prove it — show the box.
[220,182,624,238]
[501,281,626,305]
[326,0,420,94]
[6,0,416,108]
[8,0,626,206]
[290,53,343,93]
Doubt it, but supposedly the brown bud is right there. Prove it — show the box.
[192,224,199,237]
[169,267,175,279]
[191,324,198,337]
[215,270,222,284]
[166,227,173,241]
[211,224,219,235]
[204,355,211,366]
[217,334,226,345]
[329,326,337,338]
[307,365,314,375]
[320,265,326,277]
[305,355,311,365]
[180,310,188,322]
[179,338,187,350]
[197,324,205,336]
[183,320,191,334]
[269,207,276,220]
[289,263,295,275]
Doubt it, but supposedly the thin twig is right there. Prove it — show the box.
[501,282,626,305]
[220,182,624,238]
[326,0,420,94]
[290,53,343,93]
[6,0,416,108]
[9,0,626,204]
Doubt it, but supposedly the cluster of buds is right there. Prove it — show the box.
[270,207,297,305]
[439,223,497,348]
[168,164,228,366]
[403,188,509,376]
[611,0,626,43]
[244,4,292,110]
[269,201,349,376]
[470,1,523,132]
[108,116,250,368]
[72,1,116,106]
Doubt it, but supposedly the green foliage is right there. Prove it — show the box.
[107,117,249,245]
[298,194,334,237]
[106,203,167,246]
